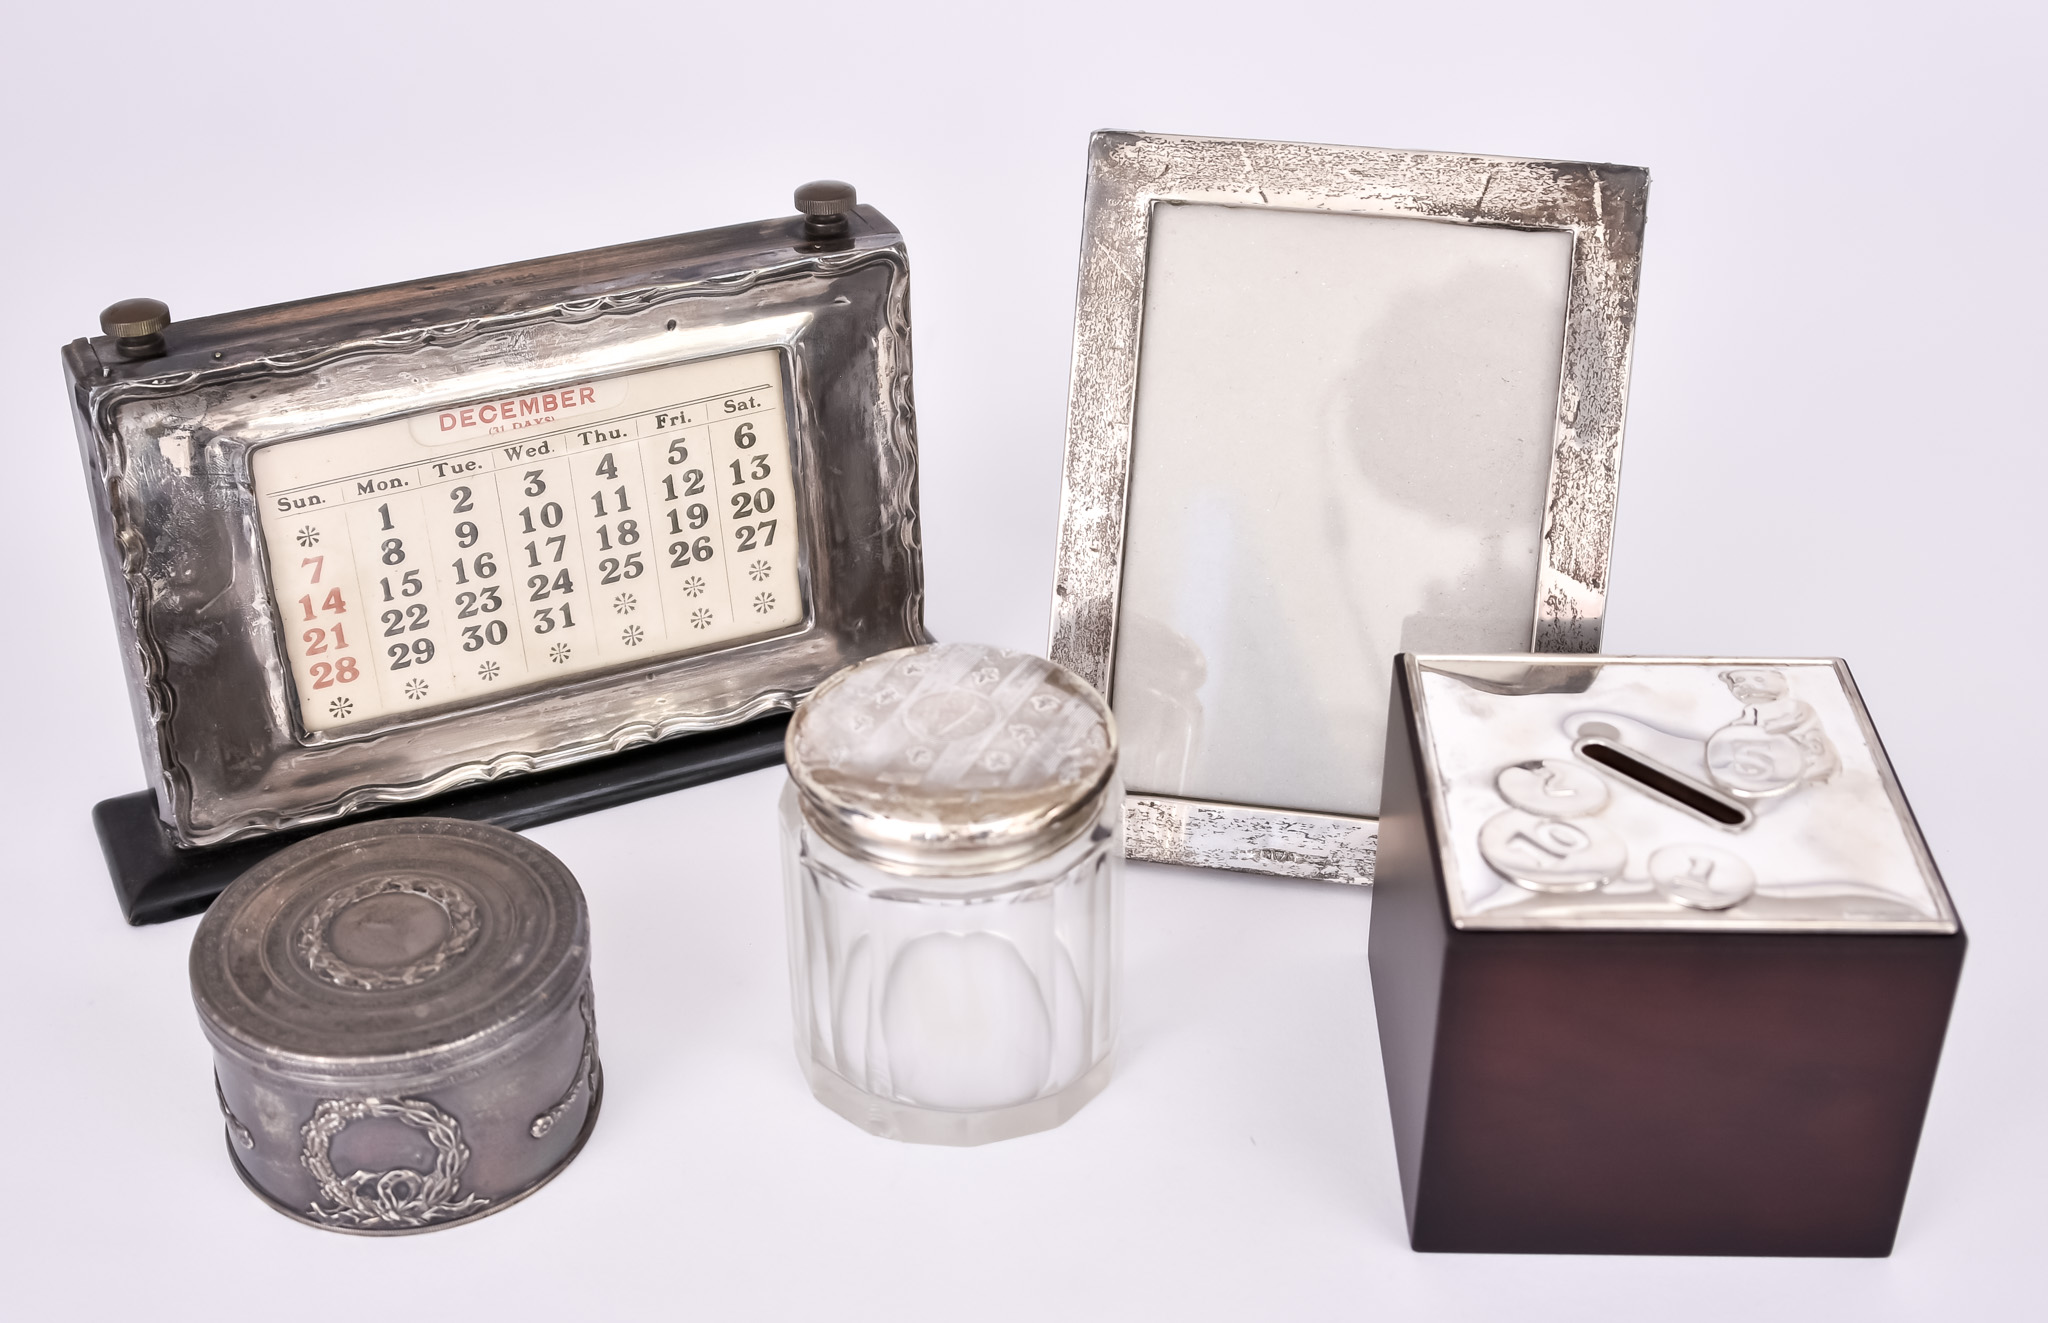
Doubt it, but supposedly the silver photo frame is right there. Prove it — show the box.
[1047,131,1649,883]
[67,199,924,846]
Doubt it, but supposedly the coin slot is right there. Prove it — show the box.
[1574,738,1751,828]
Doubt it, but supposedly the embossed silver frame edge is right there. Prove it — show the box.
[1406,654,1960,933]
[1047,130,1650,884]
[67,212,925,845]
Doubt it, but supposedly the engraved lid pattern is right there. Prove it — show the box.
[294,875,481,991]
[787,643,1117,875]
[191,818,591,1072]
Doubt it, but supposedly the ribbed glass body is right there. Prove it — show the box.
[779,777,1123,1145]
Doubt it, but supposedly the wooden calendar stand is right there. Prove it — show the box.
[93,715,789,925]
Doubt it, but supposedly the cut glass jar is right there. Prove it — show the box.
[780,643,1121,1145]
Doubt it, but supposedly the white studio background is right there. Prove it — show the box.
[1,2,2040,1318]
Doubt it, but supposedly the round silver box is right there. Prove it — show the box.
[191,818,600,1233]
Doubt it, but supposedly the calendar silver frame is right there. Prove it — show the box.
[1047,131,1649,883]
[66,209,925,846]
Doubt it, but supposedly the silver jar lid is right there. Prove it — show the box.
[191,818,591,1083]
[786,643,1118,876]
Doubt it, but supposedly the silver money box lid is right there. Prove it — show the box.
[785,643,1118,875]
[191,818,591,1083]
[1406,655,1959,933]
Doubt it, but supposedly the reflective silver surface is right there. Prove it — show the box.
[190,818,599,1232]
[1496,759,1609,817]
[785,643,1117,877]
[65,203,924,845]
[1477,810,1625,893]
[1409,655,1959,932]
[1047,131,1649,883]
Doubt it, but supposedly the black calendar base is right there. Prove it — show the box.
[93,714,791,926]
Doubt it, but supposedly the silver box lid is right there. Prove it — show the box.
[786,643,1117,877]
[191,818,591,1085]
[1407,655,1958,933]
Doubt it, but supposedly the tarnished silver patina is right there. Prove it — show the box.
[1407,655,1959,933]
[786,643,1120,876]
[191,818,600,1232]
[1048,131,1649,884]
[65,189,923,847]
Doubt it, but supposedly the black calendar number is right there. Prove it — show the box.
[381,604,430,636]
[519,503,565,533]
[524,470,547,497]
[734,520,777,551]
[662,470,705,501]
[666,439,689,465]
[594,453,619,480]
[728,456,771,484]
[532,605,578,634]
[527,569,576,601]
[449,485,474,513]
[455,588,502,618]
[599,554,645,584]
[380,571,424,600]
[734,421,757,449]
[594,519,640,551]
[387,638,436,669]
[455,521,480,548]
[461,620,509,651]
[670,537,714,567]
[450,553,498,584]
[381,537,406,565]
[523,536,568,567]
[731,489,775,519]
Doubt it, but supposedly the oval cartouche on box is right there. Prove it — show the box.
[191,819,599,1233]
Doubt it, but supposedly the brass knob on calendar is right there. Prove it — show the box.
[795,181,857,244]
[99,298,171,360]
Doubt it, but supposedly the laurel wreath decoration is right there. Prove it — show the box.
[300,1096,489,1229]
[529,989,601,1139]
[295,875,480,991]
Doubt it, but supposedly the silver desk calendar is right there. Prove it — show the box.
[253,351,805,734]
[66,183,927,921]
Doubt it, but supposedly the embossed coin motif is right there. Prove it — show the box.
[1704,727,1807,799]
[1497,759,1610,818]
[1649,844,1758,911]
[1478,810,1627,893]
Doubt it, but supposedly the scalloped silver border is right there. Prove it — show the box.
[70,228,924,845]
